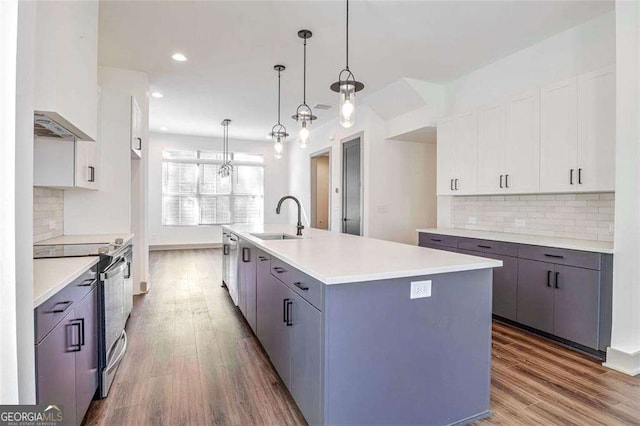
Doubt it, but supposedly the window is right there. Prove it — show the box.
[162,149,264,226]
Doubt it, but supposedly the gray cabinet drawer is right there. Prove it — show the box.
[271,257,324,311]
[35,266,98,344]
[518,245,602,270]
[421,244,459,254]
[457,237,518,257]
[418,233,458,248]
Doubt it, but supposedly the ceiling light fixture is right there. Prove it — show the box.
[291,29,316,149]
[172,52,187,62]
[218,119,232,178]
[330,0,364,128]
[151,92,164,98]
[270,65,289,160]
[160,126,168,131]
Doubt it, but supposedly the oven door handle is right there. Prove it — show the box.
[105,330,127,374]
[101,259,127,281]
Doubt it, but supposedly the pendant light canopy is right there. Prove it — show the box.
[218,119,232,178]
[291,29,316,149]
[270,65,288,159]
[330,0,364,128]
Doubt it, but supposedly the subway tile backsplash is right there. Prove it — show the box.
[34,187,64,243]
[451,193,614,242]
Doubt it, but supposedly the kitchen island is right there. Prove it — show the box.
[223,224,502,425]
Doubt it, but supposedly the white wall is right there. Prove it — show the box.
[148,132,289,247]
[604,0,640,376]
[288,105,437,245]
[0,0,20,404]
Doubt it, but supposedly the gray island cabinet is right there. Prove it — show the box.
[225,224,502,426]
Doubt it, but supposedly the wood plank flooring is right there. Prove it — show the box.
[84,248,640,426]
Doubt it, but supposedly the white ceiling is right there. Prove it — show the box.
[98,0,613,141]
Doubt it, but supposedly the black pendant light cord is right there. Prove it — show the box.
[303,37,307,104]
[346,0,349,70]
[277,69,282,125]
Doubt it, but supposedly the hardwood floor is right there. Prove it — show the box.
[84,249,640,426]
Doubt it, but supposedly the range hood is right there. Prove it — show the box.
[34,111,94,141]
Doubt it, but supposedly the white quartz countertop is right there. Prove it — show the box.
[33,257,99,308]
[416,228,614,254]
[34,233,134,246]
[223,224,502,285]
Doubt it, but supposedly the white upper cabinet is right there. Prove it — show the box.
[436,112,477,195]
[477,103,506,194]
[436,116,456,195]
[540,77,578,193]
[34,0,98,141]
[577,66,616,192]
[75,140,99,190]
[34,138,98,190]
[130,97,143,159]
[453,110,478,195]
[505,90,540,194]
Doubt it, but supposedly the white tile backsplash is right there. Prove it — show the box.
[34,187,64,242]
[451,193,615,242]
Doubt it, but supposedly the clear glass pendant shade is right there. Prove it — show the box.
[273,137,284,159]
[299,121,309,148]
[339,82,355,128]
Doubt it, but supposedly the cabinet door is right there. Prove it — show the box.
[34,138,76,188]
[239,243,258,334]
[459,249,518,321]
[36,310,78,426]
[436,116,456,195]
[477,103,506,194]
[505,90,540,194]
[577,66,616,192]
[453,110,478,195]
[130,97,142,159]
[257,274,292,386]
[290,293,322,426]
[553,265,600,349]
[516,259,555,334]
[540,77,578,192]
[74,141,98,191]
[74,287,99,422]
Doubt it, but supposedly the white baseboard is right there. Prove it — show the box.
[603,347,640,376]
[149,243,222,251]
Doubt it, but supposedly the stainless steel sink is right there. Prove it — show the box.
[250,233,301,240]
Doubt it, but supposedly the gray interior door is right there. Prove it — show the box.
[342,137,361,235]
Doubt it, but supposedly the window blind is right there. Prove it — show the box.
[161,149,264,226]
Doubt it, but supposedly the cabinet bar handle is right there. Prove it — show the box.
[223,244,230,256]
[258,256,268,261]
[570,169,574,185]
[135,137,142,150]
[88,166,95,182]
[286,300,293,326]
[68,322,82,352]
[505,174,509,188]
[477,245,492,249]
[283,298,289,323]
[293,282,309,291]
[242,247,250,263]
[544,254,564,259]
[578,168,582,185]
[547,271,552,287]
[450,179,454,191]
[555,272,560,289]
[78,278,97,287]
[46,300,72,314]
[273,267,286,274]
[500,175,504,188]
[454,179,459,190]
[430,238,442,242]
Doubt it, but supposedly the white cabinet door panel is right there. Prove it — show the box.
[453,110,478,195]
[540,78,578,192]
[505,90,540,194]
[477,103,506,194]
[436,116,456,195]
[577,66,615,192]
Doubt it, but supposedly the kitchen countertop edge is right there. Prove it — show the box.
[33,257,99,308]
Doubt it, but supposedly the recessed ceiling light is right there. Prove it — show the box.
[161,127,168,131]
[172,53,187,62]
[151,92,164,98]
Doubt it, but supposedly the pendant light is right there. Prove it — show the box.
[218,119,232,178]
[330,0,364,128]
[291,29,316,149]
[270,65,289,159]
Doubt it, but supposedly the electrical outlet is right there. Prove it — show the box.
[515,219,526,228]
[468,216,477,224]
[410,280,432,299]
[49,220,56,230]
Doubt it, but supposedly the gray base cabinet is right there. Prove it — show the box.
[35,276,99,426]
[238,240,258,333]
[419,232,613,353]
